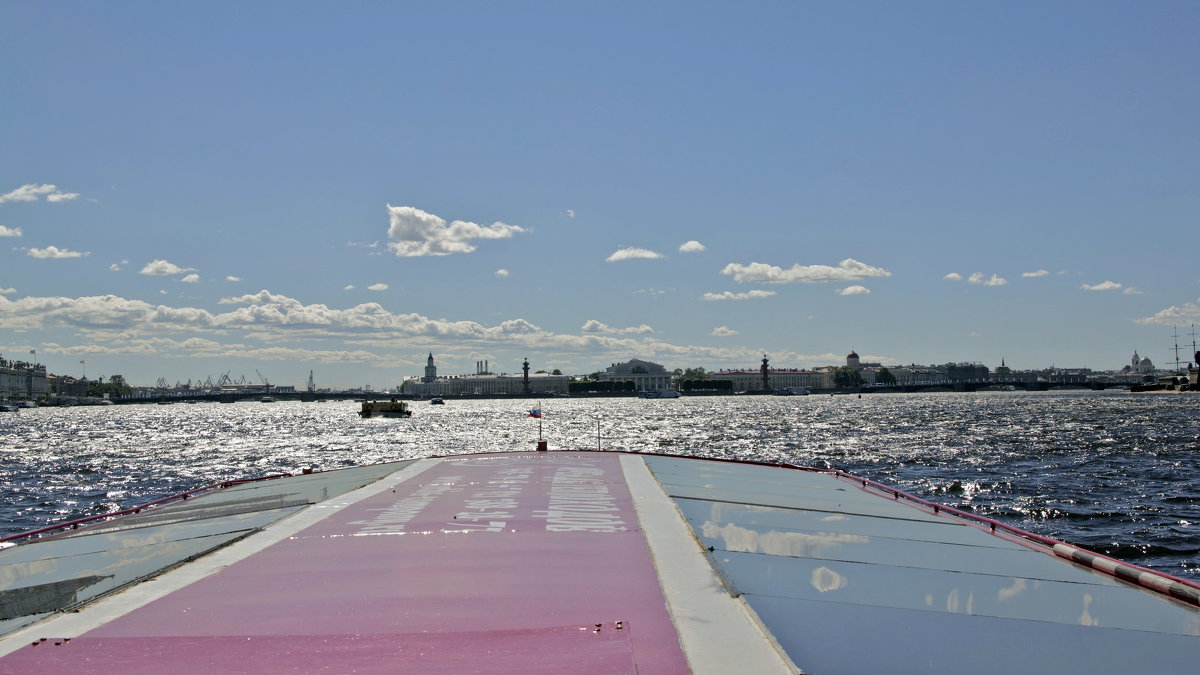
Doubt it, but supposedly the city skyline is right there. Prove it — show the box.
[3,3,1199,389]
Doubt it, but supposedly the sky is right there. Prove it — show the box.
[2,1,1199,389]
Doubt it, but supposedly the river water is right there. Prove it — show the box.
[2,391,1198,580]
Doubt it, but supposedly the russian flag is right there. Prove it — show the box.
[528,407,542,418]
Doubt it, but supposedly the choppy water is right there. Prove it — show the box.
[2,391,1198,580]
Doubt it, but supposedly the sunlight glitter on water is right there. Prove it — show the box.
[2,391,1198,579]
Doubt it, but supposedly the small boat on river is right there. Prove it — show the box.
[359,399,412,418]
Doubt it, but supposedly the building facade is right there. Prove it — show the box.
[401,355,568,396]
[709,368,828,392]
[401,372,568,396]
[599,359,673,393]
[0,356,47,400]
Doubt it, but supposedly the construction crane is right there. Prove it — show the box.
[256,369,271,394]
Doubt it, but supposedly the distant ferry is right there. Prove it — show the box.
[773,387,810,396]
[359,399,412,418]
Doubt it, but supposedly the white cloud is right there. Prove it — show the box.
[495,269,510,278]
[944,272,963,281]
[1123,287,1143,295]
[27,245,88,259]
[344,284,356,290]
[140,259,196,276]
[968,273,1007,286]
[0,183,80,204]
[368,283,388,291]
[702,290,777,301]
[679,240,706,253]
[633,288,667,296]
[0,286,14,294]
[837,285,870,296]
[1135,301,1200,325]
[565,209,575,218]
[712,326,739,336]
[181,274,201,284]
[226,276,242,282]
[386,204,526,257]
[1022,269,1050,278]
[721,258,890,284]
[606,247,665,262]
[581,320,654,335]
[0,288,816,377]
[1081,280,1122,291]
[0,225,22,237]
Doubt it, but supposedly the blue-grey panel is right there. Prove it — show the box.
[686,502,1123,581]
[0,506,304,571]
[666,483,952,522]
[648,457,878,501]
[647,456,950,522]
[720,551,1200,636]
[150,461,409,513]
[675,498,986,547]
[750,595,1200,675]
[0,530,253,636]
[0,529,257,597]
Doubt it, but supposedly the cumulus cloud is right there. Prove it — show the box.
[181,274,201,283]
[226,276,242,282]
[386,204,526,257]
[0,183,80,203]
[495,269,510,278]
[0,225,22,237]
[1081,280,1122,291]
[837,285,870,295]
[0,286,14,294]
[368,283,388,291]
[721,258,890,284]
[712,326,739,336]
[140,259,196,276]
[701,290,777,301]
[679,240,706,253]
[944,272,963,281]
[968,273,1007,286]
[1136,301,1200,325]
[1022,269,1050,278]
[606,247,665,262]
[0,288,806,377]
[581,320,654,335]
[343,284,355,290]
[1123,287,1143,295]
[27,245,88,259]
[565,209,575,218]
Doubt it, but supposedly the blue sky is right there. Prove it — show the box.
[2,1,1198,389]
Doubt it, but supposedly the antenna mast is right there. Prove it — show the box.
[1171,327,1183,371]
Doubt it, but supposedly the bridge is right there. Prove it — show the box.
[113,390,402,405]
